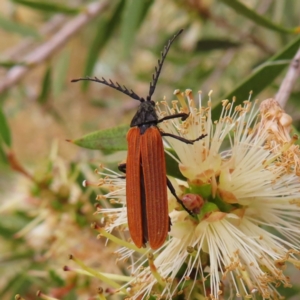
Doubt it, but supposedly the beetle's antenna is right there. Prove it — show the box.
[147,29,183,101]
[71,77,143,102]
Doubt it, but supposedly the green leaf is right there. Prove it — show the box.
[69,125,128,153]
[277,284,300,298]
[0,273,28,298]
[48,269,64,287]
[53,50,70,97]
[212,34,300,119]
[0,106,11,147]
[38,67,52,104]
[0,268,43,298]
[0,221,16,238]
[0,143,8,165]
[71,125,188,180]
[165,149,185,180]
[121,0,154,57]
[0,13,39,38]
[292,125,300,146]
[63,289,78,300]
[0,250,34,263]
[82,0,126,91]
[0,60,26,68]
[220,0,297,34]
[195,39,240,51]
[0,211,33,239]
[11,0,80,14]
[72,125,188,180]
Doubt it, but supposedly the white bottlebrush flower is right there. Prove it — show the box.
[95,91,300,300]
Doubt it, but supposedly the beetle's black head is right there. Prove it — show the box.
[71,29,183,127]
[130,99,157,127]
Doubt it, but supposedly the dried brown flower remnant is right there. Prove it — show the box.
[260,98,292,142]
[260,98,300,175]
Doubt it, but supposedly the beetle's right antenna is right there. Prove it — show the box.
[71,77,143,102]
[147,29,183,101]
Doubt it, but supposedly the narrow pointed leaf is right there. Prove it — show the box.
[0,250,34,263]
[11,0,80,14]
[220,0,298,34]
[0,106,11,147]
[0,144,8,165]
[212,34,300,119]
[82,0,126,90]
[72,125,185,179]
[165,149,185,180]
[0,60,26,68]
[70,125,128,153]
[48,270,64,287]
[195,39,240,51]
[53,50,70,97]
[121,0,154,57]
[292,125,300,146]
[38,67,52,104]
[0,13,39,38]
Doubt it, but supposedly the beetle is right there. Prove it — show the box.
[71,29,206,249]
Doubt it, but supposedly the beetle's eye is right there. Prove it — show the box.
[150,100,155,106]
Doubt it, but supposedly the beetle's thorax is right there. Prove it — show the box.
[130,100,158,128]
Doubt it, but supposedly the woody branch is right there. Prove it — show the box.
[0,1,109,94]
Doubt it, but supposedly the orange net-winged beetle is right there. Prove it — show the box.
[72,29,206,249]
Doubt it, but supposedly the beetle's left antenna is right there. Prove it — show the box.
[71,77,143,102]
[147,29,183,101]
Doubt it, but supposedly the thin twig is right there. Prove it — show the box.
[210,0,274,55]
[2,15,67,60]
[201,0,273,92]
[0,1,109,94]
[275,48,300,108]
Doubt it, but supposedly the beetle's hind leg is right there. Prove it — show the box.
[166,177,194,216]
[118,163,126,178]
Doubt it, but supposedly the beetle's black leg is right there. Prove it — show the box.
[118,163,126,173]
[118,163,126,178]
[166,177,193,216]
[168,217,172,231]
[161,132,207,144]
[139,113,190,127]
[157,112,190,122]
